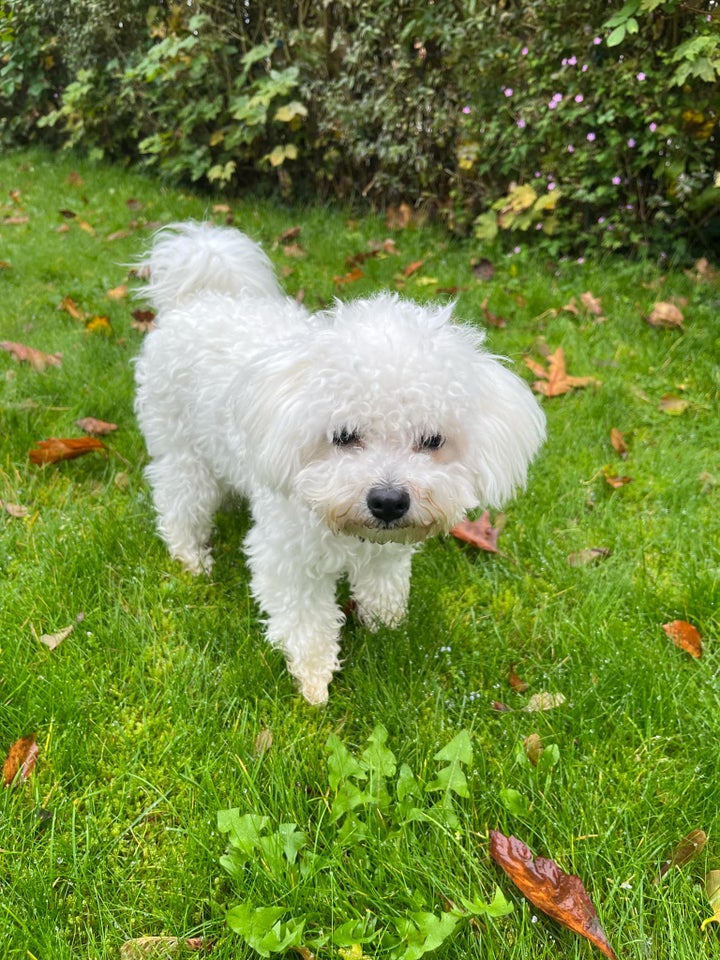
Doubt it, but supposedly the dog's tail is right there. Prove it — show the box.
[140,221,283,311]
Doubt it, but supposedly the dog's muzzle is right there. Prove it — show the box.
[366,485,411,524]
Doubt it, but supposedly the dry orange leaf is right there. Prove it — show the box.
[29,437,106,465]
[107,284,128,300]
[403,259,424,278]
[602,466,633,489]
[658,393,689,415]
[59,295,85,321]
[662,620,702,658]
[609,428,627,458]
[525,348,600,398]
[1,340,62,372]
[3,734,38,787]
[333,267,365,284]
[451,511,499,553]
[490,831,618,960]
[508,664,529,692]
[646,301,684,329]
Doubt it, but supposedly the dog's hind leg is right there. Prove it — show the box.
[145,453,223,574]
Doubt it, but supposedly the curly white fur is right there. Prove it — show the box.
[134,222,545,704]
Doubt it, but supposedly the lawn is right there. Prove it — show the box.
[1,148,719,960]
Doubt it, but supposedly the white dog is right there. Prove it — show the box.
[134,222,545,704]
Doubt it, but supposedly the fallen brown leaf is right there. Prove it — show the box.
[451,511,500,553]
[489,831,618,960]
[602,466,633,489]
[658,393,689,415]
[525,348,600,398]
[522,692,566,712]
[1,500,29,518]
[1,340,62,372]
[568,547,612,567]
[76,417,118,435]
[119,936,208,959]
[403,259,424,278]
[658,829,707,880]
[580,291,604,317]
[131,308,156,332]
[3,734,38,787]
[508,664,529,693]
[523,733,544,766]
[58,295,85,321]
[333,267,365,285]
[645,301,684,329]
[29,437,107,465]
[386,202,413,230]
[39,613,85,651]
[481,296,508,328]
[662,620,702,659]
[609,428,627,458]
[107,284,128,300]
[472,258,496,281]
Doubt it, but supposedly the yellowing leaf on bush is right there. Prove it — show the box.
[525,348,600,397]
[645,301,684,329]
[662,620,702,658]
[1,340,62,372]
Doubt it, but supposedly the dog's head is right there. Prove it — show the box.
[237,294,545,542]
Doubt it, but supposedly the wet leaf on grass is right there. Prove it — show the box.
[451,511,500,553]
[1,340,62,372]
[662,620,702,659]
[658,828,706,880]
[489,831,618,959]
[3,734,38,787]
[29,436,107,465]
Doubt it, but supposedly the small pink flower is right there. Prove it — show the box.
[504,87,513,97]
[548,101,558,110]
[593,36,602,45]
[582,64,589,72]
[612,176,621,185]
[462,106,471,114]
[517,118,526,128]
[513,245,522,254]
[587,132,596,142]
[627,138,636,148]
[522,46,529,55]
[552,93,563,101]
[567,144,575,153]
[568,56,577,66]
[637,72,646,81]
[575,94,584,103]
[649,122,657,132]
[548,182,556,191]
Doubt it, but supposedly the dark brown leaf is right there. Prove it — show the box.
[658,829,707,880]
[508,664,529,692]
[489,831,618,960]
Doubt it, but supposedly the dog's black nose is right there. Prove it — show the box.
[366,485,411,523]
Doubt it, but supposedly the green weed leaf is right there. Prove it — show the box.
[226,903,305,957]
[392,911,460,960]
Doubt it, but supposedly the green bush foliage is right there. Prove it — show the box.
[1,0,718,254]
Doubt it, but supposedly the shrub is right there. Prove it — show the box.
[1,0,718,255]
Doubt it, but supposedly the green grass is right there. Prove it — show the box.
[1,147,719,959]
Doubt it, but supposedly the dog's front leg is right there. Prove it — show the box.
[348,542,414,631]
[244,498,345,704]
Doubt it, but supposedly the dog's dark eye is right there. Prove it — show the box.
[332,428,362,448]
[419,434,445,451]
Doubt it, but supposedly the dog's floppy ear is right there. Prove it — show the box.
[228,344,321,494]
[460,353,546,508]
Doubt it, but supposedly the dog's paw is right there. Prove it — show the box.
[173,547,214,576]
[299,677,330,706]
